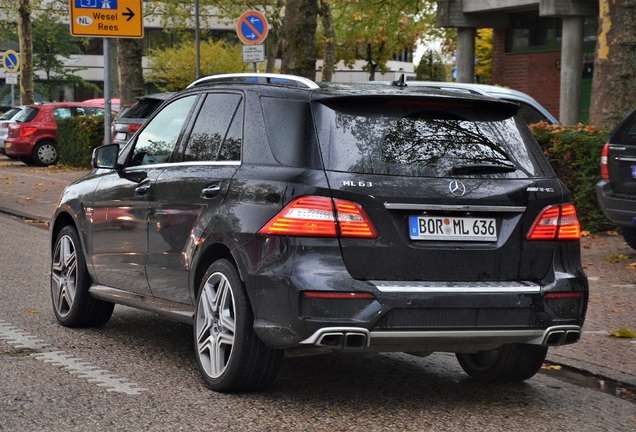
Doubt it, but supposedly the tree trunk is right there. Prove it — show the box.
[117,38,144,105]
[281,0,318,79]
[18,0,34,104]
[590,0,636,129]
[319,0,335,82]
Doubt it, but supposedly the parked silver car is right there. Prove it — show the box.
[0,106,26,156]
[372,80,559,125]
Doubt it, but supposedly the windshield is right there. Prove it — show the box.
[314,97,545,178]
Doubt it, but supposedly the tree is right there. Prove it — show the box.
[474,28,492,84]
[281,0,318,78]
[17,0,34,104]
[147,39,247,91]
[31,15,97,100]
[117,39,144,105]
[415,49,446,81]
[590,0,636,129]
[330,0,423,80]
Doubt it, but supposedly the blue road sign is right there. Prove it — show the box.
[74,0,118,9]
[236,10,268,45]
[2,50,19,73]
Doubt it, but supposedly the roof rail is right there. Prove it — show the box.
[187,73,320,89]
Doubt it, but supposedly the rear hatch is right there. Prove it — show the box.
[313,94,566,282]
[607,111,636,197]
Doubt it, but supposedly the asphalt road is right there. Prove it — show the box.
[0,160,635,430]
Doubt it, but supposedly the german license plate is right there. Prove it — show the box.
[409,215,497,241]
[115,132,127,141]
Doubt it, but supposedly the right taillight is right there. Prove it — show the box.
[128,123,142,133]
[258,196,377,238]
[600,143,610,180]
[527,203,581,241]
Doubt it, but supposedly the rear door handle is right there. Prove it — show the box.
[201,184,221,199]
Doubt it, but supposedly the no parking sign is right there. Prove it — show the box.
[236,10,268,45]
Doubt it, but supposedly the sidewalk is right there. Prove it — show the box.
[0,154,634,387]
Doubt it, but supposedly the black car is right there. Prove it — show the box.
[111,92,174,145]
[597,108,636,250]
[50,73,588,392]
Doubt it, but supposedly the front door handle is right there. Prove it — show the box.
[134,182,151,196]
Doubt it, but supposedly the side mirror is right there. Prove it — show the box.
[92,144,120,169]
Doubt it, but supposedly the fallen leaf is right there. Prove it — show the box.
[25,196,36,201]
[541,364,562,370]
[611,309,621,313]
[627,262,636,269]
[5,181,13,185]
[24,309,41,315]
[609,328,636,338]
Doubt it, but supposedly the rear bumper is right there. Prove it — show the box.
[247,239,588,353]
[596,180,636,228]
[4,138,34,156]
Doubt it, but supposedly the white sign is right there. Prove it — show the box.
[242,44,265,63]
[5,72,18,84]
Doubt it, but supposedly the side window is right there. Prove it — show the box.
[53,108,72,120]
[515,102,548,125]
[129,95,197,166]
[184,93,243,162]
[74,107,89,117]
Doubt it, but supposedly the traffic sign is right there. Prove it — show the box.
[69,0,143,38]
[5,73,18,85]
[242,45,265,63]
[236,10,268,45]
[2,50,20,73]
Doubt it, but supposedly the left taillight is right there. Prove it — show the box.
[526,203,581,241]
[18,126,38,137]
[258,196,377,238]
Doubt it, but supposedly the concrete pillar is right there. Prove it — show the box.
[559,16,584,125]
[456,27,475,83]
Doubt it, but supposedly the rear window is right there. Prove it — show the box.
[314,97,546,178]
[122,99,164,119]
[610,110,636,145]
[13,107,39,123]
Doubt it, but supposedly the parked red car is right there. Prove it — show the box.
[4,102,105,166]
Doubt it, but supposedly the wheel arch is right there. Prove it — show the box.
[191,242,241,301]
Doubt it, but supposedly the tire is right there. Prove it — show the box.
[51,225,114,327]
[194,259,283,392]
[33,140,59,166]
[19,155,35,165]
[456,343,547,382]
[621,226,636,250]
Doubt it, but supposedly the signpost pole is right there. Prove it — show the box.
[103,38,112,145]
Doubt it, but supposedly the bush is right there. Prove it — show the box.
[530,122,613,233]
[56,115,105,168]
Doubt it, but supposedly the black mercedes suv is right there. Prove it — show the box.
[50,73,588,392]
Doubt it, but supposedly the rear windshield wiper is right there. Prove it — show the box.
[450,162,517,175]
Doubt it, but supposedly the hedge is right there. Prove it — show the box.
[54,116,615,233]
[56,115,105,168]
[530,122,613,233]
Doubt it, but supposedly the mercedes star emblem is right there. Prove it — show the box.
[449,180,466,197]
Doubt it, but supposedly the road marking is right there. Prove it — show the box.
[0,319,147,395]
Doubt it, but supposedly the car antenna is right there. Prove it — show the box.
[390,74,407,88]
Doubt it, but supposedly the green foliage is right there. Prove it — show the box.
[415,49,446,81]
[530,122,613,232]
[57,115,105,168]
[329,0,423,79]
[475,28,493,84]
[147,39,247,91]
